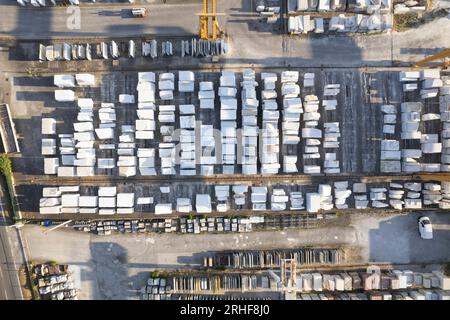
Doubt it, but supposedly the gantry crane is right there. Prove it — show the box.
[198,0,224,40]
[280,258,297,290]
[413,48,450,69]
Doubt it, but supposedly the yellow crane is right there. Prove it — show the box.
[198,0,224,40]
[413,48,450,69]
[280,258,297,290]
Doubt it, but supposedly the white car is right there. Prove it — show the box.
[418,216,433,240]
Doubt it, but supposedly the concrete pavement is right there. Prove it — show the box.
[21,212,450,299]
[0,1,448,67]
[0,3,199,38]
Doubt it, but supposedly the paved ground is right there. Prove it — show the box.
[21,211,450,299]
[354,211,450,264]
[6,69,404,179]
[0,222,17,300]
[0,1,449,67]
[0,202,25,300]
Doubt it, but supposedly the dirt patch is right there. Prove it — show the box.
[444,263,450,277]
[394,9,449,32]
[342,246,363,264]
[394,12,422,32]
[316,213,352,229]
[19,264,35,300]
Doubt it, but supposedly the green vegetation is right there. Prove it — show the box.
[49,260,57,267]
[444,263,450,277]
[394,13,420,32]
[150,271,160,278]
[0,154,19,220]
[0,153,12,177]
[214,265,226,271]
[187,213,194,220]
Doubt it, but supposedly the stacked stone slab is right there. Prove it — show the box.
[370,187,388,208]
[96,103,116,173]
[282,87,302,172]
[322,85,341,173]
[200,124,215,176]
[215,185,230,212]
[158,72,175,100]
[281,71,302,149]
[136,72,156,141]
[318,184,333,211]
[178,73,196,176]
[73,98,95,177]
[251,186,268,211]
[157,72,176,176]
[178,71,195,93]
[179,104,196,176]
[381,139,401,173]
[334,181,352,209]
[261,72,280,175]
[290,191,305,210]
[382,104,397,135]
[233,185,249,207]
[440,182,450,209]
[42,118,58,175]
[324,122,341,174]
[401,102,423,172]
[423,183,442,206]
[98,186,117,215]
[117,123,136,177]
[353,183,368,209]
[399,71,420,92]
[420,69,441,99]
[199,81,215,110]
[440,75,450,172]
[404,182,422,209]
[302,94,321,174]
[389,182,404,210]
[271,188,288,211]
[40,186,79,215]
[219,70,237,174]
[240,69,259,175]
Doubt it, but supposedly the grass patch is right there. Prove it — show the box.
[213,265,226,271]
[0,154,20,221]
[394,12,421,32]
[150,271,160,278]
[19,265,33,300]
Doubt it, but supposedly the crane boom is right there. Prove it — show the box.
[413,48,450,68]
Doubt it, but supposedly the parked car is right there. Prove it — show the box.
[418,216,433,240]
[131,8,148,17]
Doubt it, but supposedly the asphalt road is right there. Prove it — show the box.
[0,227,15,300]
[22,212,450,299]
[0,201,23,300]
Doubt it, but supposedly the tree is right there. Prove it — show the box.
[0,154,12,177]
